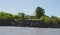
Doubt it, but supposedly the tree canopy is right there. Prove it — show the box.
[0,6,60,28]
[35,6,45,19]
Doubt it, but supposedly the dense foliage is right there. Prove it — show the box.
[35,6,45,19]
[0,6,60,28]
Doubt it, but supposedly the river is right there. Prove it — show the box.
[0,26,60,35]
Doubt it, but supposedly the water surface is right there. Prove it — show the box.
[0,26,60,35]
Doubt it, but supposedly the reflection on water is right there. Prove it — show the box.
[0,26,60,35]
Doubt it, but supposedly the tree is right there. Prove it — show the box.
[0,12,14,20]
[40,16,50,24]
[35,6,45,19]
[0,12,15,26]
[51,16,57,19]
[17,13,25,19]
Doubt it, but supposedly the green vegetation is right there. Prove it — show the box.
[35,6,45,19]
[0,6,60,28]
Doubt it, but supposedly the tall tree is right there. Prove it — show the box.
[35,6,45,19]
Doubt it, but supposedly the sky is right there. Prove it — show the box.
[0,0,60,17]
